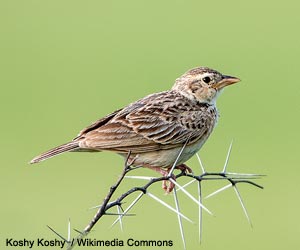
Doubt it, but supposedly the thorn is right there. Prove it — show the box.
[233,185,253,227]
[127,154,138,167]
[196,153,206,174]
[169,179,213,215]
[168,137,190,177]
[147,192,193,223]
[175,179,196,192]
[124,151,132,168]
[89,204,102,210]
[117,205,123,232]
[68,219,71,242]
[173,188,186,250]
[205,184,233,199]
[111,193,144,228]
[197,181,203,244]
[226,172,266,177]
[222,140,233,173]
[105,213,136,216]
[73,228,84,235]
[47,225,69,243]
[124,176,155,180]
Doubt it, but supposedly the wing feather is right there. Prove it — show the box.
[76,91,217,153]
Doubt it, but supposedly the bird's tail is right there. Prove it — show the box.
[30,141,80,164]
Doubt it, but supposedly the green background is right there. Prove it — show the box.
[1,0,299,249]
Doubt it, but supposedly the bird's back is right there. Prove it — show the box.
[77,90,218,155]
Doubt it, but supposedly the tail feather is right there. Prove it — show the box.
[30,141,80,164]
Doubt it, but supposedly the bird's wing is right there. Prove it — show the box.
[74,108,123,140]
[77,91,217,153]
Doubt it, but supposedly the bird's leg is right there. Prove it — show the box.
[149,164,193,193]
[164,164,193,192]
[147,167,175,193]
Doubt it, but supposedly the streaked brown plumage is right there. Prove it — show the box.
[30,66,240,192]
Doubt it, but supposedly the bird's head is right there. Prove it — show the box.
[172,67,240,104]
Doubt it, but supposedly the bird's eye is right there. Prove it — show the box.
[202,76,211,84]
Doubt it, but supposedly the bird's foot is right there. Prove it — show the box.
[162,173,176,194]
[174,164,193,174]
[151,164,193,193]
[163,164,193,193]
[149,167,174,193]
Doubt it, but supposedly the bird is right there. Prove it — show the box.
[30,66,240,192]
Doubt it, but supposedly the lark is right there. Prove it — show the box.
[30,67,240,192]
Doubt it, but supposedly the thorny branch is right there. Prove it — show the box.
[46,143,264,250]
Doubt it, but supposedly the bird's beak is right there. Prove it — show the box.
[212,75,240,90]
